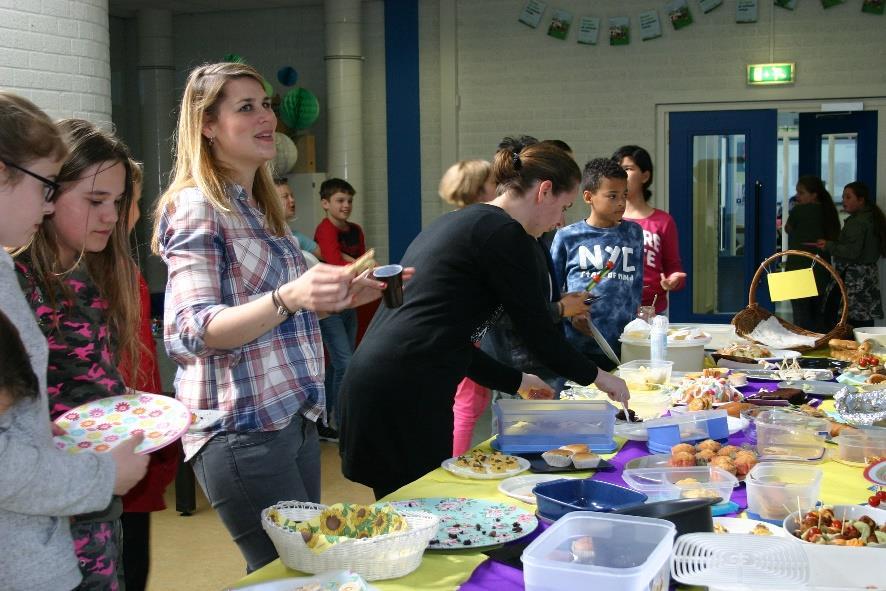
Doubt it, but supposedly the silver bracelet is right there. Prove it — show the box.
[271,288,294,318]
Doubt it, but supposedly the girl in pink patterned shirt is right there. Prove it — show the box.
[613,145,686,315]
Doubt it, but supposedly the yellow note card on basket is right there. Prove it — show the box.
[767,268,818,302]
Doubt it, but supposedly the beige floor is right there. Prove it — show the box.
[147,441,374,591]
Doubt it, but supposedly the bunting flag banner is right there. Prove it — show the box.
[699,0,724,13]
[639,10,663,40]
[774,0,798,10]
[548,9,573,40]
[666,0,694,29]
[519,0,547,28]
[608,16,631,45]
[737,0,760,21]
[577,16,601,45]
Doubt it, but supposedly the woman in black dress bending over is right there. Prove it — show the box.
[339,142,630,498]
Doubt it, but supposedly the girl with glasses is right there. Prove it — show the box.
[0,93,147,591]
[14,118,150,591]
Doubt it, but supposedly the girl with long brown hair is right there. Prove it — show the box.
[9,111,148,589]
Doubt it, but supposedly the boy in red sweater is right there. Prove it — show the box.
[313,179,365,440]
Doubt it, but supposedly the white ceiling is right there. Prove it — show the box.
[109,0,319,17]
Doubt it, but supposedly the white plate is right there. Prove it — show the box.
[713,516,787,537]
[776,380,847,398]
[615,415,748,441]
[497,473,570,504]
[441,456,530,480]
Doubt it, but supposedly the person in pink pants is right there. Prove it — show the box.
[437,160,497,456]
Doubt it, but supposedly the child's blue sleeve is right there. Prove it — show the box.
[550,227,569,293]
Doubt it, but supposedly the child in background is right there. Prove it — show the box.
[313,178,365,440]
[274,176,321,265]
[613,145,685,315]
[551,158,644,371]
[117,161,180,591]
[817,181,886,328]
[15,119,146,591]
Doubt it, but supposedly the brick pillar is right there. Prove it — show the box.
[0,0,112,123]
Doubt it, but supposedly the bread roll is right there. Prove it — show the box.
[559,443,589,454]
[829,338,859,351]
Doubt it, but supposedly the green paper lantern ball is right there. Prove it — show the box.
[262,78,274,98]
[223,53,244,63]
[280,88,320,130]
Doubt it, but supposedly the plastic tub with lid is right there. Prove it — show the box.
[521,511,676,591]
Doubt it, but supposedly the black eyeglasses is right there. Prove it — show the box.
[2,160,61,202]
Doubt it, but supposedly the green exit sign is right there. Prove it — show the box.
[747,63,795,85]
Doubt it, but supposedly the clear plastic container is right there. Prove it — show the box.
[522,511,676,591]
[644,409,729,454]
[745,463,823,521]
[621,466,737,504]
[755,410,829,461]
[617,360,674,387]
[832,428,886,466]
[493,399,617,453]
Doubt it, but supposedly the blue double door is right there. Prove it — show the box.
[669,109,877,324]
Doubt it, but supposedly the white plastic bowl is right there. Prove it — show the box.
[853,326,886,349]
[782,504,886,547]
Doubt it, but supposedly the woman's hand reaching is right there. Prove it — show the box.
[592,369,630,404]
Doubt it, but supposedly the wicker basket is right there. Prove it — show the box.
[731,249,851,352]
[261,501,440,581]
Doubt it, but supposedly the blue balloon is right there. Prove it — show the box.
[277,66,299,87]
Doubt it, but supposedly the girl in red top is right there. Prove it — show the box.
[613,145,686,315]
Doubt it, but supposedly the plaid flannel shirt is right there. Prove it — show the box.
[156,185,324,460]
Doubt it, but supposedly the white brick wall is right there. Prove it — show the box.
[0,0,112,123]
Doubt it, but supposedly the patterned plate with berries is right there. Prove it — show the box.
[390,497,537,550]
[53,391,189,455]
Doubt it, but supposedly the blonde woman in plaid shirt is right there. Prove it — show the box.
[152,62,389,572]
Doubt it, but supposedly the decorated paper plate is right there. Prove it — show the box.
[53,391,190,455]
[713,516,787,537]
[441,456,530,480]
[615,415,748,442]
[389,497,537,550]
[497,474,570,504]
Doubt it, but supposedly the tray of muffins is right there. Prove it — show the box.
[518,444,616,474]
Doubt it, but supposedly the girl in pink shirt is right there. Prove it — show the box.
[614,145,686,314]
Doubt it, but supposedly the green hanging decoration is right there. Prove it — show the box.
[280,88,320,130]
[223,53,245,63]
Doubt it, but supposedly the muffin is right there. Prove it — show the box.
[571,452,601,469]
[696,439,722,453]
[560,443,589,455]
[672,443,697,456]
[709,455,736,475]
[571,536,595,563]
[542,448,574,467]
[717,445,742,458]
[670,451,697,467]
[695,449,716,465]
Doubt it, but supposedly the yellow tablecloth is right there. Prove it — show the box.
[232,403,873,590]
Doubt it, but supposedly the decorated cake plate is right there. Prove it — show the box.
[389,497,537,550]
[53,391,190,455]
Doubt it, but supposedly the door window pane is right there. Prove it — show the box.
[821,133,858,203]
[691,134,747,315]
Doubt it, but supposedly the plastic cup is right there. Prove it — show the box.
[372,264,404,308]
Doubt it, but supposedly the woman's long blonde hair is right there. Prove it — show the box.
[19,119,141,373]
[151,62,285,253]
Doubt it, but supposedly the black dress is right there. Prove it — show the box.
[339,205,600,495]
